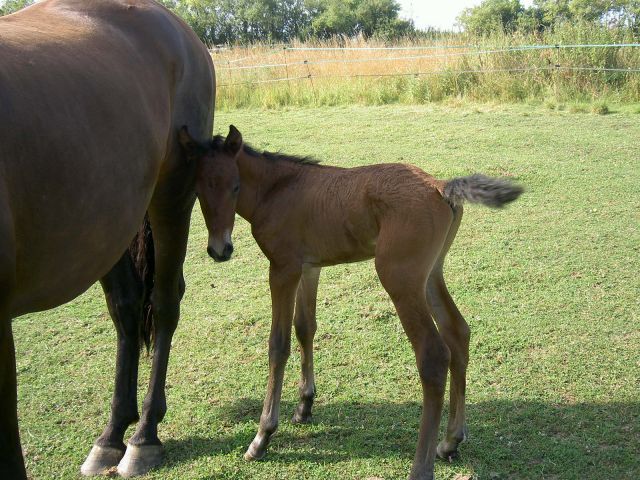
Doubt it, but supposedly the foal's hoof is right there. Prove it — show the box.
[244,436,270,462]
[80,445,125,476]
[291,411,313,424]
[243,444,267,461]
[117,444,164,478]
[436,443,460,463]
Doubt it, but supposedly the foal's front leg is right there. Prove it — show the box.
[292,266,321,424]
[245,262,302,461]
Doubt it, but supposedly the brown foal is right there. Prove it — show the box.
[180,125,523,480]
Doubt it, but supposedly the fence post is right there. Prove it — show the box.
[283,46,291,91]
[554,44,561,101]
[304,60,318,103]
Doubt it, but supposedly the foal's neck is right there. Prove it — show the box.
[235,149,302,223]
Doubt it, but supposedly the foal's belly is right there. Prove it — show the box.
[303,229,377,267]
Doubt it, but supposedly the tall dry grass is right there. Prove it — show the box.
[212,24,640,109]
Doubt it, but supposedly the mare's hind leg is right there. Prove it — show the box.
[426,208,471,461]
[117,199,194,477]
[292,266,321,424]
[0,319,26,480]
[375,206,452,480]
[81,252,143,476]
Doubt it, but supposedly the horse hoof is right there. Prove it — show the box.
[80,445,125,476]
[291,411,312,424]
[117,443,164,478]
[243,444,266,461]
[436,441,460,462]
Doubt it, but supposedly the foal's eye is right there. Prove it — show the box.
[233,185,240,194]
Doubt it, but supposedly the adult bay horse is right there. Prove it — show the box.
[0,1,214,477]
[180,126,523,480]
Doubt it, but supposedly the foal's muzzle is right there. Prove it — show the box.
[207,243,234,262]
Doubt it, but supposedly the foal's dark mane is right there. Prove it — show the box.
[211,135,321,166]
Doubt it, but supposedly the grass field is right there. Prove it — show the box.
[14,104,639,479]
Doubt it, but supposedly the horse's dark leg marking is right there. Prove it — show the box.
[245,262,301,461]
[81,252,143,475]
[292,266,320,424]
[0,320,26,480]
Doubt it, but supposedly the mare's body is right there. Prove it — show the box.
[0,1,214,477]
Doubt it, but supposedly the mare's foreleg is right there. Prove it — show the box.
[117,203,192,478]
[292,266,321,424]
[0,319,26,480]
[245,263,301,461]
[81,252,143,475]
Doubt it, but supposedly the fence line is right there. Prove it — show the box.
[217,43,640,72]
[284,43,640,52]
[217,65,640,88]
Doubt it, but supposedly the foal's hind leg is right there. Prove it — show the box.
[426,208,471,462]
[375,214,452,480]
[81,252,143,475]
[292,266,321,424]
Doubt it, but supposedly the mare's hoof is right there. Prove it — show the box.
[80,445,125,476]
[117,443,164,478]
[291,411,313,424]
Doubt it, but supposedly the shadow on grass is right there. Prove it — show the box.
[163,397,639,479]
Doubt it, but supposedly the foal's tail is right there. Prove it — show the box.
[128,214,155,353]
[443,174,523,209]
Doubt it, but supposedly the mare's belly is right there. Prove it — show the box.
[9,198,148,318]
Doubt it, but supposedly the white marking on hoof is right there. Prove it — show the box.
[117,443,164,478]
[243,443,266,461]
[80,445,124,476]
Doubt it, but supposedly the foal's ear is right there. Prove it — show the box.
[224,124,243,155]
[178,126,205,162]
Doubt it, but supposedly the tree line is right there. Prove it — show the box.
[157,0,414,44]
[2,0,638,43]
[1,0,414,44]
[458,0,640,35]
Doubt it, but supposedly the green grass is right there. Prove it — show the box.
[15,104,640,479]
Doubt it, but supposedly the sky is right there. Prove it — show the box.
[397,0,534,31]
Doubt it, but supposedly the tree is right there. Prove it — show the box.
[305,0,411,39]
[457,0,525,35]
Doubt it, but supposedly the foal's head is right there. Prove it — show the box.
[178,125,242,262]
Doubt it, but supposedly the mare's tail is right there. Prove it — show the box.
[443,174,523,208]
[128,214,155,352]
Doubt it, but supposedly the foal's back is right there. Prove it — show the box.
[266,162,448,267]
